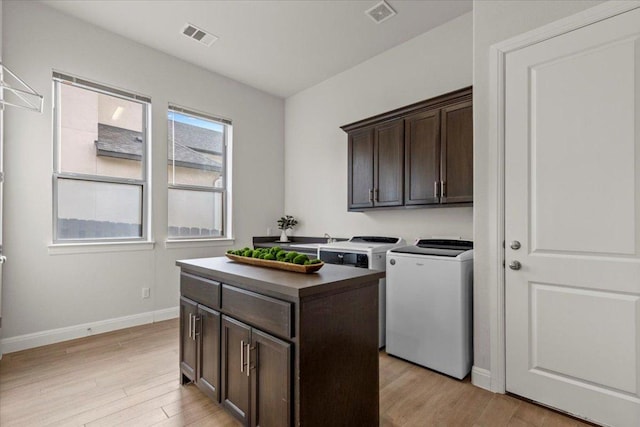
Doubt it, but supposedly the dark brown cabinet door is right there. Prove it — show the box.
[440,100,473,204]
[180,297,198,384]
[374,119,404,207]
[404,109,441,205]
[197,305,220,402]
[250,329,291,427]
[348,128,374,209]
[222,315,251,426]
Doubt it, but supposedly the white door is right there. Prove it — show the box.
[505,7,640,427]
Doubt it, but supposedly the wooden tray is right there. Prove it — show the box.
[225,254,324,274]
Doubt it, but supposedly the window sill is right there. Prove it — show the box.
[48,241,155,255]
[164,238,235,249]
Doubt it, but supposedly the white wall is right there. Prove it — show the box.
[0,1,284,350]
[0,0,4,334]
[284,12,473,242]
[473,0,603,380]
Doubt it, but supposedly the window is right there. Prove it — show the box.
[52,73,151,242]
[167,105,231,239]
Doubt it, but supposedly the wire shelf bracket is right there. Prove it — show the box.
[0,63,43,113]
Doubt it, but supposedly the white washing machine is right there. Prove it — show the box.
[318,236,405,348]
[385,239,473,379]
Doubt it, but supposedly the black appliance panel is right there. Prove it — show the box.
[319,251,369,268]
[350,236,399,244]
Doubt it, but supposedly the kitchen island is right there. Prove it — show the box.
[176,256,384,427]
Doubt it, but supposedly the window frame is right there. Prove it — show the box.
[167,104,231,241]
[52,72,152,244]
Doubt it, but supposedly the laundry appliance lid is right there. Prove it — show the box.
[319,236,405,253]
[390,239,473,257]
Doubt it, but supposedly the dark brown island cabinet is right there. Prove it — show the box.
[343,86,473,211]
[176,257,384,427]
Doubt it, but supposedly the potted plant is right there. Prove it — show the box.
[277,215,298,242]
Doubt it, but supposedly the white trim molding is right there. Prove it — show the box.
[488,0,640,394]
[0,306,179,355]
[48,241,155,255]
[471,366,492,391]
[164,237,235,249]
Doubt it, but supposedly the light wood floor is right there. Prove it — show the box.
[0,319,591,427]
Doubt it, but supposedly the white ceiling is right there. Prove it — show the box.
[41,0,472,98]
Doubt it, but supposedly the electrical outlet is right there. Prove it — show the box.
[267,227,272,236]
[142,287,150,299]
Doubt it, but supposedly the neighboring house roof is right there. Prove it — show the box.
[95,124,143,160]
[95,123,222,172]
[169,120,223,155]
[170,142,221,172]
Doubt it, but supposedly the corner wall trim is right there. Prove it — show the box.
[471,366,492,391]
[0,306,179,355]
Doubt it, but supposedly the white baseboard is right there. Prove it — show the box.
[153,306,179,322]
[0,306,179,355]
[471,366,492,391]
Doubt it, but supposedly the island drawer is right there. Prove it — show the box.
[221,284,293,339]
[181,272,220,309]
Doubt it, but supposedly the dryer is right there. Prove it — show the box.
[318,236,405,348]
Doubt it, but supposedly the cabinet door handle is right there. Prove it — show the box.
[368,188,373,203]
[374,188,379,203]
[434,181,439,197]
[188,313,192,339]
[191,316,195,341]
[193,316,199,340]
[246,343,251,377]
[441,181,446,198]
[240,340,245,373]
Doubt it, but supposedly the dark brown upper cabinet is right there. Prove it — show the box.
[348,128,375,209]
[348,119,404,209]
[405,108,441,205]
[342,87,472,211]
[374,119,404,207]
[440,100,473,204]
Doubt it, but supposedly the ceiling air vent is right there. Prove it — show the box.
[365,1,396,24]
[182,23,218,47]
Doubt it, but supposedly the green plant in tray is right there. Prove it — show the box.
[228,247,323,268]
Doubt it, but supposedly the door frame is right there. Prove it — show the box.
[486,0,640,394]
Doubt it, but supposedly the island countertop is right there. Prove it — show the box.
[176,256,384,301]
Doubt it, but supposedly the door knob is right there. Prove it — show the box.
[509,260,522,270]
[510,241,521,250]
